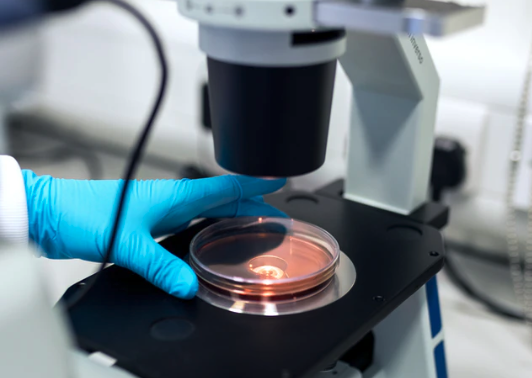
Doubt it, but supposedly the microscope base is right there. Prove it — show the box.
[62,187,446,378]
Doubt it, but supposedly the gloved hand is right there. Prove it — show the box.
[22,171,286,299]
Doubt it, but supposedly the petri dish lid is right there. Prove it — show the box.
[189,217,340,301]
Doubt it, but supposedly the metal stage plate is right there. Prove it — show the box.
[62,189,445,378]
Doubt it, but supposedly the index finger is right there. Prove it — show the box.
[159,176,286,227]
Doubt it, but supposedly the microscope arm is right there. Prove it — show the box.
[338,33,442,378]
[341,31,439,215]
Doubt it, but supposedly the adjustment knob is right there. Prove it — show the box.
[430,137,466,201]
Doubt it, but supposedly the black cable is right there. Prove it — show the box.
[431,187,442,203]
[431,176,531,321]
[65,0,168,310]
[445,249,532,322]
[46,0,87,13]
[446,241,511,267]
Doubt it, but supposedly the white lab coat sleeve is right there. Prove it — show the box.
[0,155,28,245]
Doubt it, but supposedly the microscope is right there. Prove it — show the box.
[1,1,485,378]
[58,1,486,378]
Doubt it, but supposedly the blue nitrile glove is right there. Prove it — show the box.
[22,170,286,299]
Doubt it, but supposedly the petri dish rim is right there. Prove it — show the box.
[189,217,341,286]
[195,251,357,316]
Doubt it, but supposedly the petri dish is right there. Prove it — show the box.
[189,217,340,303]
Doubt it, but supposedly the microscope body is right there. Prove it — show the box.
[0,1,485,378]
[176,1,484,377]
[177,0,483,213]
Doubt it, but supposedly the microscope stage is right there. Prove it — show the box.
[63,183,445,378]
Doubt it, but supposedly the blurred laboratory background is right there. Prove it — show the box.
[5,0,532,376]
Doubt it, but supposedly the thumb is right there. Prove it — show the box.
[200,198,288,219]
[156,176,286,232]
[117,232,198,299]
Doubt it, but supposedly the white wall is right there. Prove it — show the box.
[32,0,204,165]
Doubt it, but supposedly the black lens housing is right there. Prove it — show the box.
[207,58,337,177]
